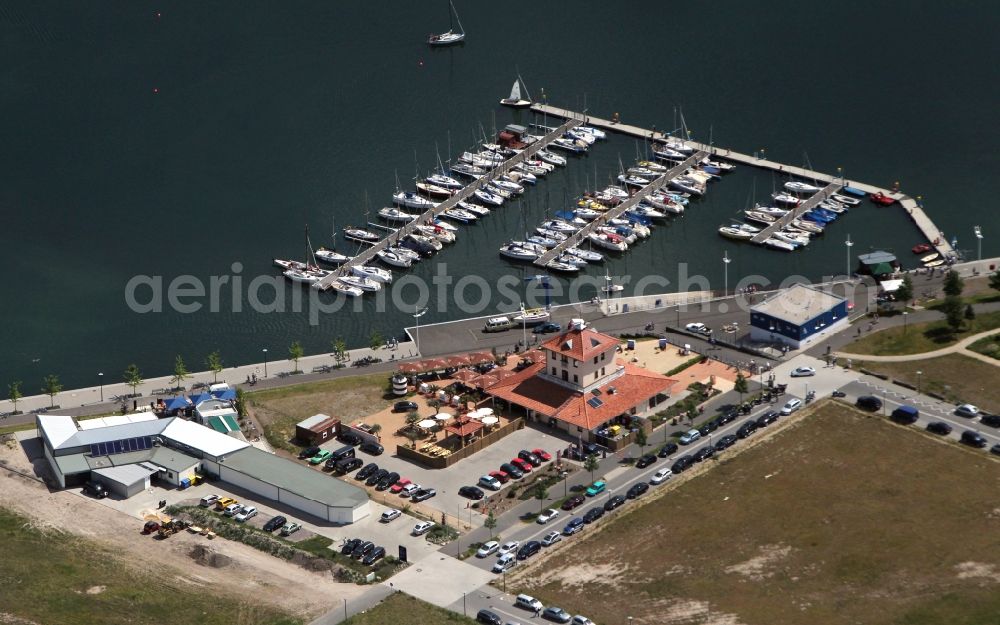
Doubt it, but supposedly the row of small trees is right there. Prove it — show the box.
[897,269,999,333]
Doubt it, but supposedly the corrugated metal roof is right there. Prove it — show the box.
[93,464,156,487]
[161,418,248,458]
[36,414,80,449]
[148,447,199,472]
[296,413,332,430]
[77,412,158,430]
[220,447,367,508]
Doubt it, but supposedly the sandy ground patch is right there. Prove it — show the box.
[954,562,1000,583]
[724,544,793,581]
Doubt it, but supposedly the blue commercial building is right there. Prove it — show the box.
[749,284,849,349]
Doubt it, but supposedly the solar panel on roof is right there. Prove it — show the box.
[587,397,604,408]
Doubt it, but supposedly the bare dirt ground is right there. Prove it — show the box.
[0,441,364,622]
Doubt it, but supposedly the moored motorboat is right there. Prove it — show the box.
[513,308,550,325]
[344,227,380,244]
[392,191,437,210]
[459,201,490,216]
[745,210,777,225]
[565,246,604,263]
[498,242,539,261]
[911,243,932,254]
[588,231,628,252]
[340,274,381,292]
[527,234,558,249]
[474,188,504,206]
[784,181,821,194]
[441,207,477,223]
[283,269,322,285]
[762,238,796,252]
[920,252,941,264]
[328,280,364,297]
[536,150,566,167]
[388,245,421,262]
[405,232,443,251]
[376,249,413,268]
[426,173,464,189]
[719,226,755,241]
[772,192,800,206]
[414,224,456,243]
[315,248,350,265]
[451,162,485,179]
[351,264,392,283]
[416,181,455,198]
[378,206,418,223]
[832,193,861,206]
[870,191,896,206]
[547,259,581,273]
[574,126,607,141]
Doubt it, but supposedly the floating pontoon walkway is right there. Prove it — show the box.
[749,182,840,245]
[529,104,955,259]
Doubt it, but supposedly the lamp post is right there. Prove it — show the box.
[974,225,983,261]
[845,234,854,278]
[916,370,922,395]
[262,348,268,378]
[98,372,104,402]
[723,251,731,297]
[903,311,908,334]
[413,306,428,356]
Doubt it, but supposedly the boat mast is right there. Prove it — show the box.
[517,71,532,102]
[451,0,464,35]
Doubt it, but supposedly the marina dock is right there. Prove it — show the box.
[314,118,580,291]
[530,104,956,259]
[749,182,840,244]
[534,150,708,267]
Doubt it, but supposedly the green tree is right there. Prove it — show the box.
[989,270,1000,293]
[288,341,304,373]
[234,387,248,418]
[896,275,913,305]
[403,429,420,449]
[123,364,143,396]
[942,295,964,333]
[331,336,347,363]
[171,355,190,390]
[734,372,749,401]
[405,410,421,427]
[943,270,964,298]
[8,380,22,414]
[369,423,382,440]
[635,428,648,456]
[41,374,62,408]
[534,485,549,513]
[965,303,976,321]
[584,454,600,482]
[427,399,441,414]
[369,330,384,352]
[484,511,498,537]
[205,350,223,383]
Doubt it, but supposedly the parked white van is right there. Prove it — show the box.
[492,552,517,573]
[483,316,513,333]
[515,594,544,611]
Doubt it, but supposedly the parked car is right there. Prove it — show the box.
[298,446,321,459]
[533,322,561,334]
[341,538,361,554]
[562,517,585,535]
[515,594,544,612]
[715,434,738,451]
[658,442,679,458]
[650,467,673,484]
[685,322,710,335]
[756,411,779,427]
[583,507,605,523]
[716,410,738,425]
[356,463,379,481]
[961,430,988,448]
[389,478,411,494]
[571,617,596,625]
[478,475,502,491]
[542,606,573,623]
[991,443,1000,456]
[400,483,420,497]
[309,449,333,465]
[697,420,718,437]
[737,420,758,439]
[926,421,953,435]
[334,457,364,474]
[83,481,109,499]
[604,495,626,511]
[215,497,237,510]
[366,468,389,487]
[489,470,510,484]
[412,521,434,536]
[537,508,560,524]
[518,450,543,467]
[393,401,418,413]
[679,429,701,445]
[411,488,437,502]
[693,446,715,462]
[585,481,606,496]
[532,448,552,461]
[671,455,695,474]
[955,404,980,418]
[223,503,243,517]
[981,414,1000,428]
[491,554,516,573]
[459,485,485,500]
[380,509,401,523]
[627,482,649,499]
[351,540,375,559]
[338,431,362,446]
[234,506,257,522]
[855,396,883,412]
[561,495,585,510]
[790,366,816,377]
[517,541,542,560]
[199,494,220,507]
[635,454,657,468]
[262,515,287,532]
[890,405,919,424]
[541,531,562,546]
[376,471,400,491]
[498,541,520,556]
[362,545,385,566]
[359,441,384,455]
[781,398,803,415]
[279,522,301,536]
[511,457,533,473]
[500,462,524,479]
[476,540,500,558]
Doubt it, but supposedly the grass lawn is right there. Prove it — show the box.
[858,354,1000,413]
[968,334,1000,361]
[342,592,476,625]
[0,506,299,625]
[843,310,1000,356]
[510,403,1000,625]
[248,373,393,452]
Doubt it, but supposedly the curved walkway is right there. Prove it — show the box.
[834,327,1000,365]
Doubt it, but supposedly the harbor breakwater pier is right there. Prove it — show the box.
[529,104,956,260]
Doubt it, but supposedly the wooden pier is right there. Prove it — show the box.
[529,103,956,258]
[749,182,840,244]
[314,118,580,291]
[534,151,708,267]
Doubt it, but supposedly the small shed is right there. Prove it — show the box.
[144,447,201,487]
[295,413,339,445]
[92,464,156,499]
[857,251,899,277]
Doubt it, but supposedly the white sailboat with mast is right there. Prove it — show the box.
[428,0,465,46]
[500,75,532,108]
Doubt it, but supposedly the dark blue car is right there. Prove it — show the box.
[562,517,585,536]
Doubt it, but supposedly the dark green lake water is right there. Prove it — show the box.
[1,1,997,388]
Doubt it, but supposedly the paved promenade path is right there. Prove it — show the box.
[835,327,1000,366]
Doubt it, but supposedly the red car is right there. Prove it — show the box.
[389,478,411,494]
[532,448,552,462]
[489,470,510,484]
[511,458,533,473]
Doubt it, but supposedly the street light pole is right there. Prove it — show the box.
[916,370,922,395]
[903,311,908,334]
[723,251,731,297]
[845,234,854,278]
[974,225,983,261]
[262,348,268,378]
[98,372,104,402]
[413,306,427,356]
